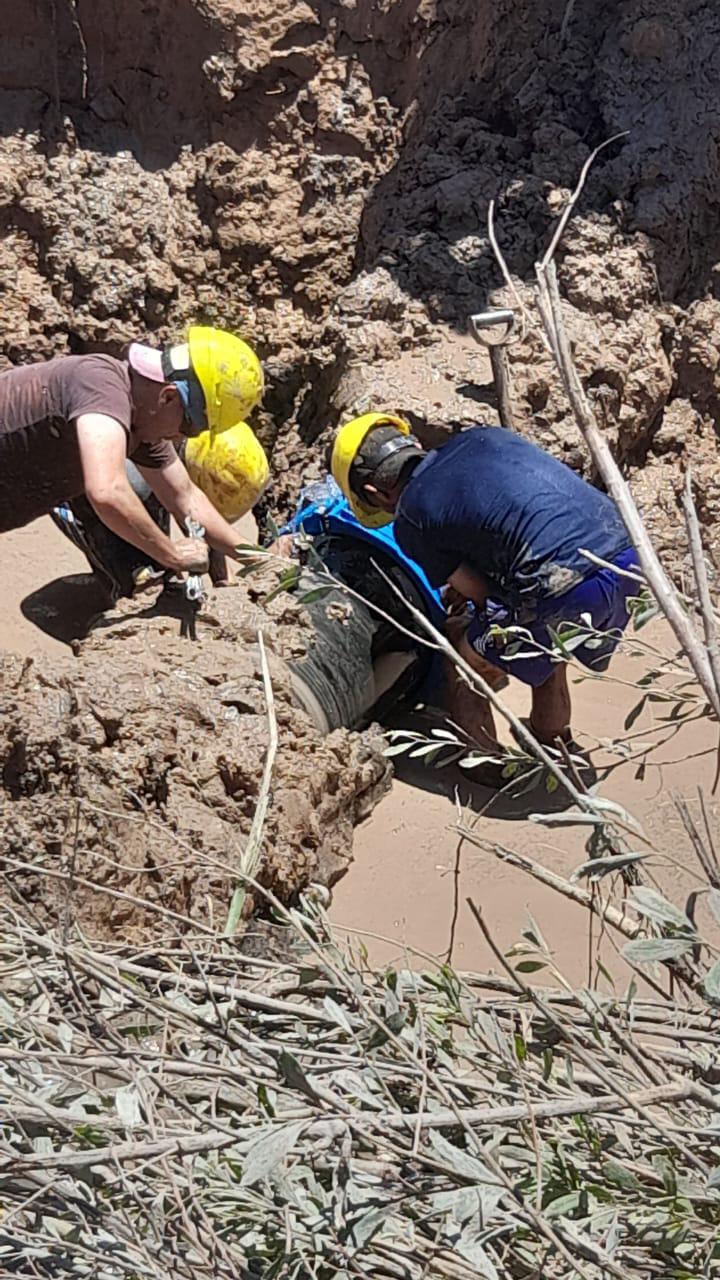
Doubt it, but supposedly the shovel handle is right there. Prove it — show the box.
[469,309,516,343]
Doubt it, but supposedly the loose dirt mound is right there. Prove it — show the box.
[0,583,389,941]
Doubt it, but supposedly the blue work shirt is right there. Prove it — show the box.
[394,427,631,619]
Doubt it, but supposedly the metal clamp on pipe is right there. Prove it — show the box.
[181,519,206,640]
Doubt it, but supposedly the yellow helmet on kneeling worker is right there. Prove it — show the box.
[185,421,270,521]
[128,325,264,437]
[331,412,424,528]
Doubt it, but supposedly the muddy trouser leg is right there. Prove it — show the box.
[51,462,170,601]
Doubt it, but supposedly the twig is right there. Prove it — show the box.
[466,900,712,1176]
[456,831,640,939]
[67,0,89,99]
[535,259,720,717]
[682,470,720,787]
[225,630,278,935]
[539,132,629,271]
[487,198,535,348]
[1,1130,235,1173]
[377,1080,697,1131]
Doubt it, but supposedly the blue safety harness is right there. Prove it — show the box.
[289,487,446,630]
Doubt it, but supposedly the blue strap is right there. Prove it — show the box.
[290,492,446,627]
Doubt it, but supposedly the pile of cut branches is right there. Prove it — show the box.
[1,891,719,1280]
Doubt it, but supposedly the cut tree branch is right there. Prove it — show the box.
[534,259,720,718]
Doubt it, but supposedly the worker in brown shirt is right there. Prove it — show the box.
[0,325,265,580]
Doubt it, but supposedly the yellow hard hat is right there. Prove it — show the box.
[187,326,264,432]
[185,421,269,521]
[331,412,414,528]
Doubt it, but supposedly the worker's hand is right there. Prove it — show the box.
[268,534,296,560]
[171,538,210,575]
[442,584,471,616]
[444,613,471,649]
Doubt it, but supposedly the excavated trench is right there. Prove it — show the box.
[2,0,720,937]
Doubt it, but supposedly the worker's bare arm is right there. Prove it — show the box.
[446,561,489,608]
[77,414,207,574]
[140,454,245,560]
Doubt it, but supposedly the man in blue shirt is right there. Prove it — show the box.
[331,413,640,752]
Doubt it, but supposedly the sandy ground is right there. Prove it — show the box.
[3,516,716,989]
[331,630,718,987]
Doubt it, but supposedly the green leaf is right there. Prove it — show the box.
[572,851,649,881]
[278,1050,317,1099]
[603,1157,641,1190]
[257,1083,275,1118]
[458,753,504,770]
[545,1190,582,1218]
[297,585,335,605]
[263,565,300,604]
[240,1121,305,1186]
[545,772,559,794]
[383,741,415,758]
[350,1204,394,1249]
[703,959,720,1002]
[629,887,695,931]
[323,996,353,1033]
[623,937,695,965]
[515,960,546,974]
[624,696,647,730]
[529,810,604,826]
[428,1130,491,1182]
[409,743,445,759]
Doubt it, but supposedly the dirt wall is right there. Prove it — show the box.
[3,1,718,567]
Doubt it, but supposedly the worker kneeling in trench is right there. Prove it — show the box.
[52,420,269,602]
[328,412,641,767]
[1,326,266,589]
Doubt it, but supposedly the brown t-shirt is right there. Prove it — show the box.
[0,354,176,532]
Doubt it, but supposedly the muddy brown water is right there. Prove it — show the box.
[3,516,717,988]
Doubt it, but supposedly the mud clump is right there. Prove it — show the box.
[0,583,389,941]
